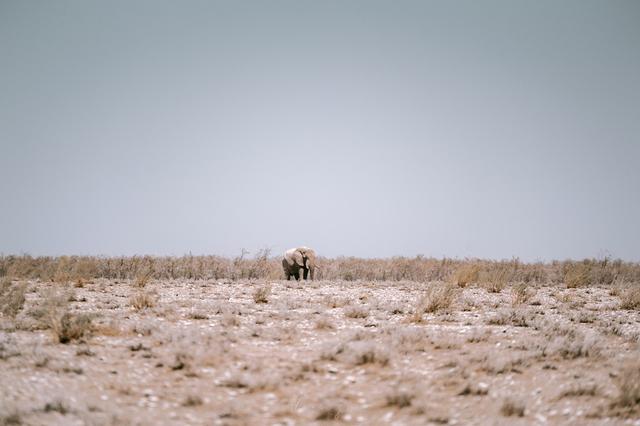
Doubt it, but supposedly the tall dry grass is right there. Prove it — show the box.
[1,254,639,285]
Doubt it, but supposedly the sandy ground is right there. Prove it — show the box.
[1,278,639,425]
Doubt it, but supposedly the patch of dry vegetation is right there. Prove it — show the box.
[451,264,480,287]
[51,312,93,343]
[0,278,27,318]
[3,254,638,284]
[129,291,157,310]
[413,283,457,319]
[619,285,640,310]
[500,398,525,417]
[610,361,640,417]
[252,285,271,304]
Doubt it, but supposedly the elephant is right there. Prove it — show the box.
[282,247,317,281]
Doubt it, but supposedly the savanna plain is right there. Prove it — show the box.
[1,255,640,425]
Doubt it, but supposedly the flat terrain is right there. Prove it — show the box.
[1,278,639,425]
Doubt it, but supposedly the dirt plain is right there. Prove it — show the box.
[1,278,640,426]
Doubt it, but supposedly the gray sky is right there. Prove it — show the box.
[1,1,639,261]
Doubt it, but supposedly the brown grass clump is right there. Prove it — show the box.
[451,264,480,287]
[344,305,369,319]
[481,266,510,293]
[129,291,156,310]
[347,341,390,366]
[0,280,27,318]
[253,285,270,304]
[511,282,533,306]
[50,312,93,344]
[386,391,414,408]
[500,398,525,417]
[610,361,640,416]
[564,263,592,288]
[182,395,203,406]
[619,285,640,310]
[315,406,343,421]
[133,270,153,288]
[315,317,335,330]
[415,283,457,315]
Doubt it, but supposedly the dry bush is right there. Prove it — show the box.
[316,406,343,421]
[480,266,510,293]
[315,317,335,330]
[0,281,26,318]
[487,308,534,327]
[451,264,480,287]
[344,305,369,319]
[415,283,457,315]
[0,335,20,360]
[253,285,271,304]
[619,285,640,310]
[458,382,489,396]
[511,282,533,306]
[610,361,640,416]
[182,395,203,407]
[133,270,153,288]
[564,262,592,288]
[0,411,21,425]
[557,384,597,399]
[386,391,414,407]
[346,341,390,366]
[129,291,157,310]
[50,312,93,344]
[2,254,640,283]
[500,398,525,417]
[546,329,600,359]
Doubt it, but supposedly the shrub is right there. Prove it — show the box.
[50,312,93,344]
[344,305,369,319]
[130,291,156,310]
[619,285,640,310]
[451,264,480,287]
[511,282,533,306]
[500,398,525,417]
[610,361,640,416]
[0,282,27,318]
[252,285,270,304]
[564,263,591,288]
[481,266,510,293]
[415,283,457,314]
[386,391,414,407]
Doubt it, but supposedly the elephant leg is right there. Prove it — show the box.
[293,268,300,281]
[282,259,291,280]
[309,267,315,280]
[303,268,309,280]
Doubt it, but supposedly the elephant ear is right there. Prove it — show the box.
[284,248,302,267]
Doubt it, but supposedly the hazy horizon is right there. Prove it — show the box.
[1,1,639,262]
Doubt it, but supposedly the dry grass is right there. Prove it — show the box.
[129,291,157,310]
[564,263,592,288]
[619,285,640,310]
[610,361,640,416]
[4,255,638,284]
[480,266,510,293]
[50,312,93,344]
[344,305,369,319]
[451,264,480,287]
[414,283,457,315]
[511,282,533,306]
[500,398,525,417]
[252,285,271,304]
[0,280,27,318]
[386,391,414,408]
[315,406,343,421]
